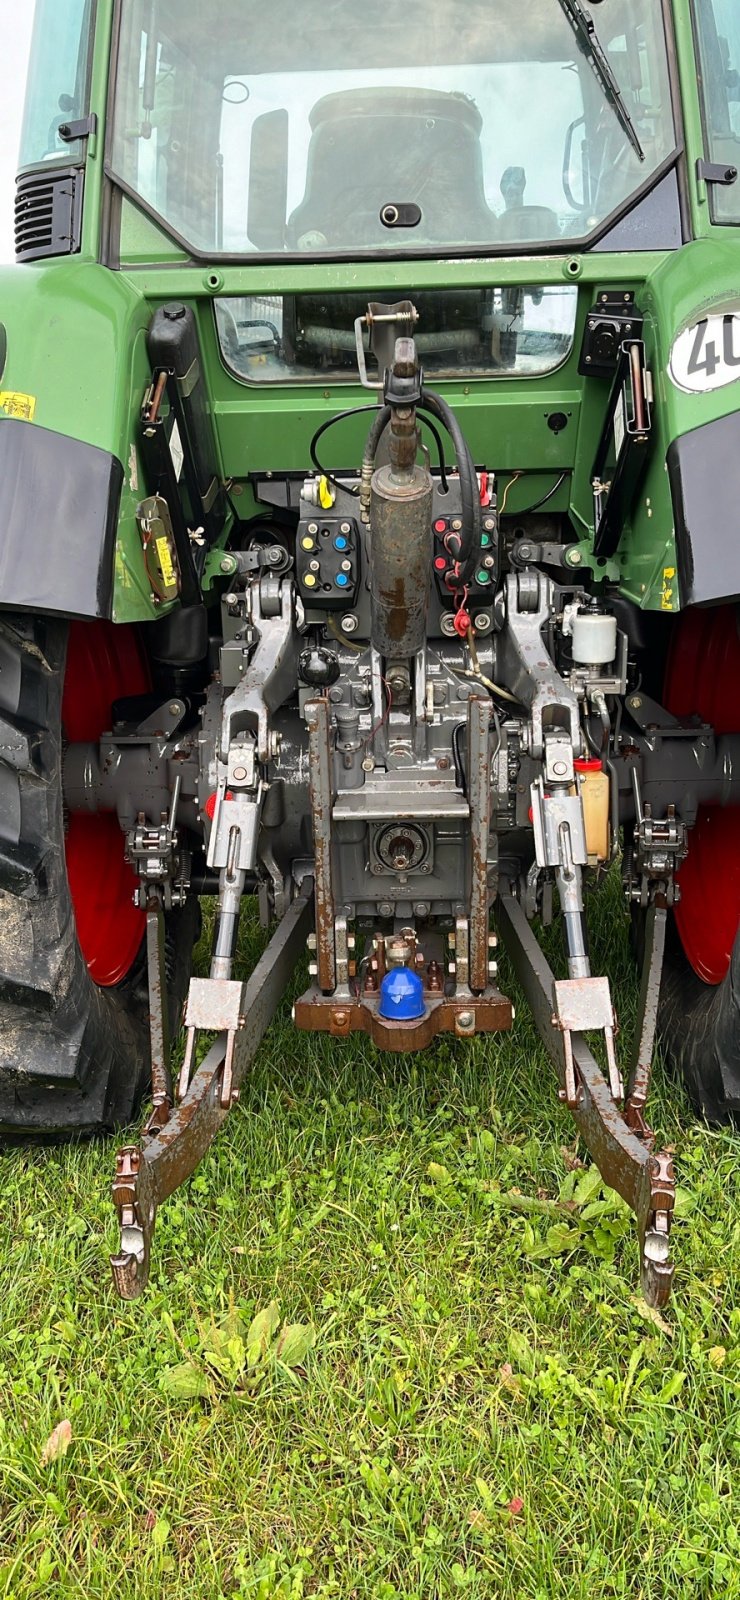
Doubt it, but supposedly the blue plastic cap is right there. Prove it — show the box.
[378,967,426,1022]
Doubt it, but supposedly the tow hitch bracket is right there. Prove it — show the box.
[111,881,314,1299]
[497,885,675,1308]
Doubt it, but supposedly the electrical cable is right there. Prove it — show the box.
[499,471,570,518]
[362,679,393,749]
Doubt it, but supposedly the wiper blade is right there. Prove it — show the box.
[555,0,645,162]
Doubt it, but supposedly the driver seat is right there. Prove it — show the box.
[287,88,498,250]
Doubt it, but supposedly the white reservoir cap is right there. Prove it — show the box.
[572,611,618,666]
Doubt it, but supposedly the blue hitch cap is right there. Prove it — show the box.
[378,967,426,1022]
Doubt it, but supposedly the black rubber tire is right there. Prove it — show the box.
[0,613,197,1139]
[657,915,740,1124]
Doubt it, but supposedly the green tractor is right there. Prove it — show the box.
[3,0,740,1306]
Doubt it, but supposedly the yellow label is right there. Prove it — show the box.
[661,566,676,612]
[0,390,36,421]
[155,535,177,590]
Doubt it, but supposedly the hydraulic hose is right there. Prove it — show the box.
[360,404,393,519]
[419,389,481,586]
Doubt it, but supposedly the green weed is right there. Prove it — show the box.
[1,873,739,1597]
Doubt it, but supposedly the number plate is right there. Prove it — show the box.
[669,311,740,394]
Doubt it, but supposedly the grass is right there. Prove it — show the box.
[2,872,740,1598]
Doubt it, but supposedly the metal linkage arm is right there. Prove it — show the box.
[496,886,675,1308]
[111,881,314,1299]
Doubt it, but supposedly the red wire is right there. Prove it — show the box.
[362,679,393,748]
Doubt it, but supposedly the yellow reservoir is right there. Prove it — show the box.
[575,760,610,863]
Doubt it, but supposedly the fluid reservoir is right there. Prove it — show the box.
[575,758,610,862]
[572,609,617,666]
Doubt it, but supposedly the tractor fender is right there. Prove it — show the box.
[0,416,122,618]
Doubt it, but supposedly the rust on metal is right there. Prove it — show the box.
[294,985,512,1052]
[305,699,336,992]
[143,900,173,1132]
[467,695,493,992]
[625,901,667,1136]
[111,882,314,1299]
[497,885,676,1308]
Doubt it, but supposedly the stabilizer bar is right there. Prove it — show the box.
[111,880,314,1299]
[496,886,675,1308]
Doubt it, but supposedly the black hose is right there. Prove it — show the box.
[419,415,449,492]
[310,404,382,497]
[419,389,481,586]
[361,405,393,476]
[311,401,450,501]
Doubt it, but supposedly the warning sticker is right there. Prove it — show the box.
[155,535,177,593]
[0,391,37,421]
[661,566,677,612]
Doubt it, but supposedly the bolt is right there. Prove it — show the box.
[567,550,582,567]
[473,613,492,634]
[378,903,393,919]
[553,760,568,777]
[452,518,463,532]
[347,934,356,950]
[437,756,451,771]
[457,1010,474,1030]
[308,961,318,977]
[413,902,430,918]
[169,702,181,716]
[488,961,498,978]
[329,687,343,704]
[483,555,495,570]
[341,614,358,634]
[332,1011,348,1028]
[483,517,496,532]
[267,547,283,565]
[308,522,318,535]
[224,592,239,608]
[362,756,376,772]
[630,696,643,710]
[307,933,317,950]
[233,765,248,781]
[448,962,457,975]
[220,555,237,574]
[340,522,351,535]
[231,1090,241,1105]
[488,933,498,948]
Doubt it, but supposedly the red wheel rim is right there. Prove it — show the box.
[664,604,740,986]
[63,622,151,987]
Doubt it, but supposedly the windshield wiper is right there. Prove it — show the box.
[554,0,645,162]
